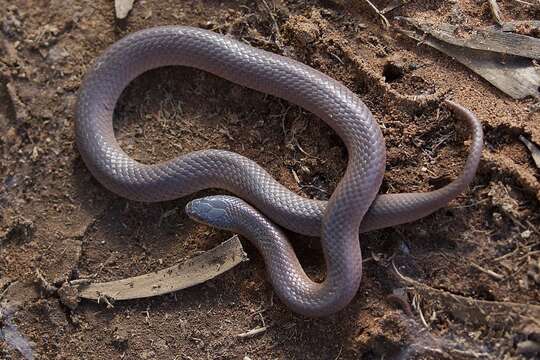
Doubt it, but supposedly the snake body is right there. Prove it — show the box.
[76,26,483,316]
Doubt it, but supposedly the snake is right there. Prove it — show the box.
[76,26,483,317]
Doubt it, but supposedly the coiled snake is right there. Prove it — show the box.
[76,26,483,316]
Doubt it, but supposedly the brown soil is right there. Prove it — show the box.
[1,1,539,359]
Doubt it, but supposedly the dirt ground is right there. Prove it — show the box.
[1,0,539,359]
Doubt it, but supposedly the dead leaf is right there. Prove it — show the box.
[75,235,247,301]
[397,17,540,99]
[519,135,540,168]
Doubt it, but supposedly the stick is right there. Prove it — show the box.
[487,0,503,25]
[236,326,267,338]
[470,262,505,280]
[362,0,390,29]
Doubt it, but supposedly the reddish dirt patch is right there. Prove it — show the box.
[1,1,539,359]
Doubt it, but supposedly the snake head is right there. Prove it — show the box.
[185,195,239,231]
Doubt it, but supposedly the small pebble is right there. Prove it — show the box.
[115,0,135,19]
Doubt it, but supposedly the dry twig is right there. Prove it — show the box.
[361,0,390,28]
[236,326,267,338]
[392,261,540,325]
[513,0,540,7]
[470,262,505,280]
[487,0,503,25]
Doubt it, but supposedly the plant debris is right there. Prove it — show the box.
[75,236,247,302]
[397,17,540,98]
[519,135,540,169]
[487,0,503,26]
[393,261,540,326]
[115,0,135,20]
